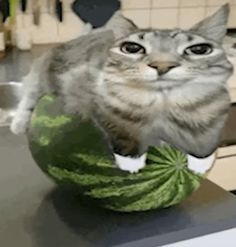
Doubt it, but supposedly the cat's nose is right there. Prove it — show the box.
[148,61,180,75]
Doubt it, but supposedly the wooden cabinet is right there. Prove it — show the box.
[208,146,236,191]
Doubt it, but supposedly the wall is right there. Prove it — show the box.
[13,0,236,45]
[122,0,236,29]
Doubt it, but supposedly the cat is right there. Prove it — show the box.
[10,5,233,174]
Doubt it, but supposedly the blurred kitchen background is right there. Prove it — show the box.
[0,0,235,46]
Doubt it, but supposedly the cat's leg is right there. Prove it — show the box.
[11,52,51,135]
[187,152,216,174]
[114,153,147,173]
[10,74,43,135]
[107,130,147,173]
[115,133,164,173]
[10,94,39,135]
[10,96,37,135]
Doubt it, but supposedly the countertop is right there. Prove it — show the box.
[0,124,236,246]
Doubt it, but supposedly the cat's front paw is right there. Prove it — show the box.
[114,153,147,173]
[187,153,216,174]
[10,115,29,135]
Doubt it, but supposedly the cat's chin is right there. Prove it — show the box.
[156,75,192,87]
[153,78,185,89]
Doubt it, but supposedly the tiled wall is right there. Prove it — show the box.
[13,0,236,45]
[14,0,83,44]
[123,0,236,29]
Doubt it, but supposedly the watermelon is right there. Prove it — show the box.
[28,95,204,212]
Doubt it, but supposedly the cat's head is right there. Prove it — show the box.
[104,4,233,90]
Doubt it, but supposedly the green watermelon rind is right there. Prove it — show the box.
[28,95,204,212]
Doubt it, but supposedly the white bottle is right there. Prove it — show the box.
[0,32,5,51]
[15,29,32,51]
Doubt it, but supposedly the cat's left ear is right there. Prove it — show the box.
[190,4,229,42]
[105,11,138,39]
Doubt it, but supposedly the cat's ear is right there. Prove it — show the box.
[105,11,138,39]
[190,4,229,42]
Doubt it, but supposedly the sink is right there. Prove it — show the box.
[0,82,22,126]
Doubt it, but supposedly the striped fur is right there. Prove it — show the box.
[11,6,233,163]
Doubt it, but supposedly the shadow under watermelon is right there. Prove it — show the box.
[26,187,193,247]
[25,179,236,247]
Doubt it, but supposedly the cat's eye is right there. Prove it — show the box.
[120,42,145,54]
[184,43,213,56]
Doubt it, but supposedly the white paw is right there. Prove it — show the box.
[10,111,31,135]
[10,118,28,135]
[114,153,147,173]
[187,153,216,174]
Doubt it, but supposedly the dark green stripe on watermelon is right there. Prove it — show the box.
[28,95,204,212]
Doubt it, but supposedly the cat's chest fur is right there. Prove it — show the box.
[96,81,164,123]
[93,78,166,151]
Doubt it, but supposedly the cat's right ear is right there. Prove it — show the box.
[105,11,138,39]
[190,4,229,42]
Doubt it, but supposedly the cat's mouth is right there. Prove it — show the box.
[154,75,177,82]
[151,72,177,82]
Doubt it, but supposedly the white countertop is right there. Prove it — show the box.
[163,228,236,247]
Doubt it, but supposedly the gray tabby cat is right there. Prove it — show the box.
[11,5,233,174]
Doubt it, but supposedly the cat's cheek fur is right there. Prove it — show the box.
[138,64,157,81]
[114,153,147,173]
